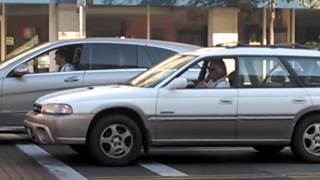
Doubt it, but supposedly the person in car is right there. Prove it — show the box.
[55,49,75,72]
[196,60,230,88]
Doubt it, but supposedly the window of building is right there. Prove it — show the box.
[86,7,147,39]
[150,7,208,46]
[6,5,49,58]
[238,8,263,45]
[238,8,291,45]
[296,10,320,50]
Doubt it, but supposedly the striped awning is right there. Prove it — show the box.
[92,0,240,7]
[0,0,76,4]
[92,0,309,9]
[0,0,314,9]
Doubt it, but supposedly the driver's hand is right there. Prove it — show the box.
[196,81,208,88]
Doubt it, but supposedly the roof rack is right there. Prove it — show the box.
[214,43,313,50]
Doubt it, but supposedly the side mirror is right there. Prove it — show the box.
[13,64,29,77]
[166,78,187,90]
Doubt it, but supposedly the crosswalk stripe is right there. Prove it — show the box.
[16,144,87,180]
[138,160,188,177]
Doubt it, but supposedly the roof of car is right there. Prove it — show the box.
[51,37,201,53]
[185,47,320,57]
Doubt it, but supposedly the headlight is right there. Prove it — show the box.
[41,104,73,115]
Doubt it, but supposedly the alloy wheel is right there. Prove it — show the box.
[99,124,133,159]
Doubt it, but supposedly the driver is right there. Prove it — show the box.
[196,60,230,88]
[55,49,75,72]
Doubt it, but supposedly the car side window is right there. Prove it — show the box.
[138,46,152,68]
[91,43,138,70]
[22,44,84,74]
[285,57,320,87]
[239,57,294,88]
[146,46,176,65]
[177,57,236,89]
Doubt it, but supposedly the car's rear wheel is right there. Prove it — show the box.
[88,114,142,166]
[253,146,285,154]
[69,144,89,156]
[292,115,320,162]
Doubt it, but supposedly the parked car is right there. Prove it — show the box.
[25,46,320,165]
[0,38,199,129]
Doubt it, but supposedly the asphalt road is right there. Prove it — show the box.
[2,133,320,180]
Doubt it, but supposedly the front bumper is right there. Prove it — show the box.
[25,120,55,144]
[25,111,95,144]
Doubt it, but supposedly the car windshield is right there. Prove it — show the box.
[129,54,196,87]
[0,43,50,69]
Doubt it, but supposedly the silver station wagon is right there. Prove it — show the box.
[0,38,199,130]
[26,46,320,165]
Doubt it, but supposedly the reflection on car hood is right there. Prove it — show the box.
[36,85,154,105]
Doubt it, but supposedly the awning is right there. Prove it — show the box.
[0,0,76,4]
[92,0,309,9]
[92,0,240,7]
[253,0,305,9]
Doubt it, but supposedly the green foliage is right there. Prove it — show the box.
[252,0,320,8]
[300,0,320,8]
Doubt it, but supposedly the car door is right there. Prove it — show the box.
[237,56,312,140]
[83,43,145,86]
[154,57,237,145]
[2,44,87,126]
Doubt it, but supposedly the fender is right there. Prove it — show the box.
[291,105,320,136]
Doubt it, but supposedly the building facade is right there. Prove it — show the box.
[0,0,319,61]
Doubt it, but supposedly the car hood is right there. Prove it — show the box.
[36,85,156,105]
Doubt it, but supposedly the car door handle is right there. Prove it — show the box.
[293,97,306,103]
[220,98,233,104]
[64,76,80,83]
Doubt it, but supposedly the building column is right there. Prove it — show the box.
[49,4,58,42]
[291,9,295,44]
[146,5,150,40]
[1,3,6,61]
[79,3,86,38]
[263,8,267,45]
[208,8,239,46]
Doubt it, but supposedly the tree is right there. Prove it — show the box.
[300,0,320,8]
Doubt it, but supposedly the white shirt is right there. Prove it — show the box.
[207,77,230,88]
[60,63,75,72]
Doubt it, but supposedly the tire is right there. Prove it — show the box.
[88,114,142,166]
[292,115,320,162]
[253,146,285,154]
[69,144,89,156]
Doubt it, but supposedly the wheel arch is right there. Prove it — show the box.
[291,106,320,140]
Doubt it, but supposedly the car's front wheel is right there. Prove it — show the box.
[88,114,142,166]
[253,146,285,154]
[292,115,320,162]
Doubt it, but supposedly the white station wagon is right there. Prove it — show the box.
[25,46,320,165]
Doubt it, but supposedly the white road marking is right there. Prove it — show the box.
[0,133,28,140]
[16,144,87,180]
[138,160,188,177]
